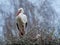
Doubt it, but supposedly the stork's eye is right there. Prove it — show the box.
[19,10,21,13]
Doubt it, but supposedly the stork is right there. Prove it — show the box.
[16,8,27,37]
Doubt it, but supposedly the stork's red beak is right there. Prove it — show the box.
[16,10,21,16]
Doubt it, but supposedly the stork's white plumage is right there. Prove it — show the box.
[16,8,27,37]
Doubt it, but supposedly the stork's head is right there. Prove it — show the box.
[17,8,24,15]
[18,8,24,13]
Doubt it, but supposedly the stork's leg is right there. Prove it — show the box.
[19,24,25,37]
[21,25,25,35]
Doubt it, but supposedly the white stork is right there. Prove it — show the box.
[16,8,27,37]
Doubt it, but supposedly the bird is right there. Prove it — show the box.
[16,8,27,37]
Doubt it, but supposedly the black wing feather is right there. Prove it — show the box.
[25,23,27,27]
[16,23,20,30]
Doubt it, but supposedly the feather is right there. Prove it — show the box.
[16,23,20,30]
